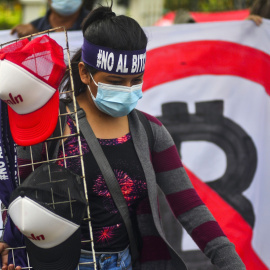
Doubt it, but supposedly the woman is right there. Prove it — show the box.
[3,4,246,270]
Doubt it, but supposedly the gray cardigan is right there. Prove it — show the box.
[128,110,245,269]
[14,108,246,269]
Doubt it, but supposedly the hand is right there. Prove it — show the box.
[2,264,21,270]
[0,242,21,270]
[246,14,263,26]
[10,23,38,38]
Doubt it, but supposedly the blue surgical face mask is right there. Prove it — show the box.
[51,0,82,16]
[87,74,143,117]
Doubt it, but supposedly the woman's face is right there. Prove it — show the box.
[79,62,144,98]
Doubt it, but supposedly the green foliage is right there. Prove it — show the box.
[0,2,21,30]
[164,0,254,12]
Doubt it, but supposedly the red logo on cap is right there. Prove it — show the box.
[27,233,45,241]
[2,93,23,105]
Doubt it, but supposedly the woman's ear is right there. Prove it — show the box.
[78,62,90,85]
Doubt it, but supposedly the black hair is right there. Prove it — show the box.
[60,2,148,97]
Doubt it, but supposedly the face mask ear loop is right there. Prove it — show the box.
[87,73,98,100]
[89,73,98,87]
[87,85,96,101]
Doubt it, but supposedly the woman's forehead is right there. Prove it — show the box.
[97,72,144,79]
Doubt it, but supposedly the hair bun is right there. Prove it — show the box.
[99,10,116,20]
[105,11,116,18]
[82,6,116,33]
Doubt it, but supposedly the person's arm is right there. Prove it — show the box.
[0,225,21,270]
[0,241,10,270]
[10,10,50,38]
[150,118,246,269]
[10,24,38,38]
[0,242,21,270]
[0,203,9,270]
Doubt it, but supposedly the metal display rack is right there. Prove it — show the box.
[0,27,96,270]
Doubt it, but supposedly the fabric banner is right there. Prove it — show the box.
[138,20,270,270]
[1,19,270,269]
[155,9,250,26]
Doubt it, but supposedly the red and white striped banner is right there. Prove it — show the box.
[155,9,250,26]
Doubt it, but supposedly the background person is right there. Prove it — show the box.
[250,0,270,18]
[245,0,270,25]
[173,9,196,24]
[10,0,95,37]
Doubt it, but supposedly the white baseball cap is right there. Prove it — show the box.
[8,163,87,270]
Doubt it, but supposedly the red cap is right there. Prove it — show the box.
[0,35,66,146]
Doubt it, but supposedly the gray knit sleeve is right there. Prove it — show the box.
[150,120,246,269]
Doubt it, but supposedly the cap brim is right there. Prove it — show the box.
[8,90,59,146]
[24,228,82,270]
